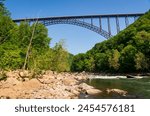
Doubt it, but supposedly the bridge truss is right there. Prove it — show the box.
[13,13,144,39]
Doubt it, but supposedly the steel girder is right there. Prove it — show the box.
[42,19,113,39]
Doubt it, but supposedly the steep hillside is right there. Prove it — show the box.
[71,10,150,73]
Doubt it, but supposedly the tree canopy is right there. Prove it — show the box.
[0,0,10,16]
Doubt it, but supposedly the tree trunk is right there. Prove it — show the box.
[22,19,38,70]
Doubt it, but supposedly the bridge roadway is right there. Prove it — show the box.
[13,13,144,39]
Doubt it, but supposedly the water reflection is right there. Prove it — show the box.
[86,77,150,99]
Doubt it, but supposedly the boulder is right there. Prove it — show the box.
[2,77,21,87]
[71,90,80,96]
[79,83,102,95]
[79,83,94,90]
[63,78,78,86]
[86,89,102,95]
[19,70,29,77]
[6,71,19,78]
[106,89,127,96]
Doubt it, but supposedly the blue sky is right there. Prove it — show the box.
[5,0,150,54]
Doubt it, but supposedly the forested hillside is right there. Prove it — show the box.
[71,11,150,73]
[0,0,71,72]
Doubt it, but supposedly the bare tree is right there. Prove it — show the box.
[23,19,38,70]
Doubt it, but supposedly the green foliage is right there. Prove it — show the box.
[0,71,7,81]
[134,31,150,56]
[94,53,109,72]
[71,53,86,71]
[134,52,149,71]
[84,55,95,72]
[51,40,70,72]
[0,15,15,44]
[108,49,120,71]
[120,45,137,72]
[0,4,70,72]
[71,53,95,72]
[15,22,31,48]
[71,11,150,73]
[0,44,24,70]
[0,0,10,16]
[27,48,53,71]
[31,23,51,52]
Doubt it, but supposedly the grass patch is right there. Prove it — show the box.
[0,72,7,81]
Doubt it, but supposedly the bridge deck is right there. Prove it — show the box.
[13,13,144,22]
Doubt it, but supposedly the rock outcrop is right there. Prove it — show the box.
[0,70,101,99]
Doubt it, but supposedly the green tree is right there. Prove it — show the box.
[108,49,120,71]
[71,53,85,72]
[0,16,15,44]
[28,48,53,71]
[84,56,95,72]
[134,52,149,71]
[134,31,150,56]
[120,45,137,72]
[94,53,109,72]
[31,23,51,52]
[16,22,31,48]
[0,43,24,70]
[0,0,10,16]
[52,40,70,72]
[25,23,51,70]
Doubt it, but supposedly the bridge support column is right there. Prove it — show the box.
[134,16,138,21]
[107,17,111,37]
[116,16,120,34]
[99,17,102,31]
[42,20,46,25]
[125,16,129,27]
[91,17,93,25]
[83,18,84,22]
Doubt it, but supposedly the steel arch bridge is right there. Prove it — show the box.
[13,13,144,39]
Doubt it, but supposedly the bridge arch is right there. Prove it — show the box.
[13,13,144,39]
[41,19,112,39]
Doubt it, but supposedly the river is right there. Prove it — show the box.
[86,76,150,99]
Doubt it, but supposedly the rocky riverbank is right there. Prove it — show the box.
[0,70,102,99]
